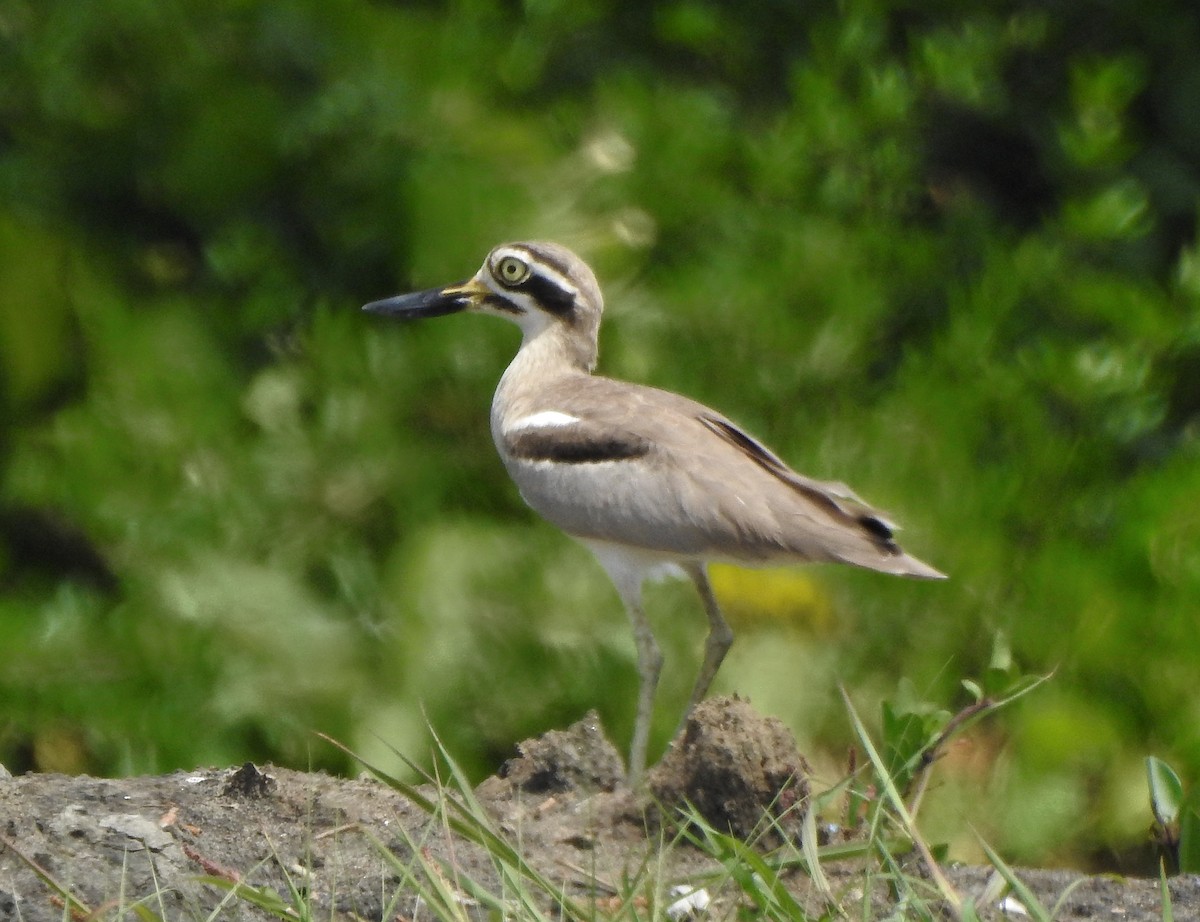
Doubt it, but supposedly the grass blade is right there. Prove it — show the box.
[317,729,583,921]
[840,687,962,918]
[698,822,814,921]
[1160,858,1174,922]
[973,833,1051,922]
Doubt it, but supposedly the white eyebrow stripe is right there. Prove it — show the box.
[493,246,579,298]
[532,265,578,296]
[508,411,582,431]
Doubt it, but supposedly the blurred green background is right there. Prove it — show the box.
[3,0,1200,870]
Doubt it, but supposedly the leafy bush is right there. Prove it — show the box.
[2,0,1199,866]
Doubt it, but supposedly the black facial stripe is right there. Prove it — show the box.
[519,273,577,315]
[484,294,524,315]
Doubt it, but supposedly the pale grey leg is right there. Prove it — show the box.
[619,581,662,787]
[678,562,734,732]
[588,546,661,786]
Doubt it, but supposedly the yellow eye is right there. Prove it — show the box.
[495,255,530,285]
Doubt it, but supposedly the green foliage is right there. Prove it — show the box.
[1161,860,1175,922]
[324,728,590,922]
[695,824,821,921]
[2,0,1200,868]
[1147,756,1200,873]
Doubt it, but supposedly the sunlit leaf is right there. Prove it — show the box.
[1147,756,1185,828]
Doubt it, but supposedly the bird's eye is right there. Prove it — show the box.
[495,255,530,285]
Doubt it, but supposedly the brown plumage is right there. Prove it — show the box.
[364,240,945,783]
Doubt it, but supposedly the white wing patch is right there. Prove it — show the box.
[508,410,582,432]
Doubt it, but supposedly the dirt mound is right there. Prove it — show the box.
[489,708,624,794]
[0,697,1194,921]
[647,696,810,841]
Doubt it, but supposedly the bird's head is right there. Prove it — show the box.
[364,241,603,348]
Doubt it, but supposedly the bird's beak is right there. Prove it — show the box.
[362,278,487,318]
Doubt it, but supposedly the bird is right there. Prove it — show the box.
[363,241,945,784]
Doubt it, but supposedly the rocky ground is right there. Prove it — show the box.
[1,697,1196,921]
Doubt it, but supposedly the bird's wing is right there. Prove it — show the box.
[694,414,900,547]
[492,372,940,576]
[505,375,942,579]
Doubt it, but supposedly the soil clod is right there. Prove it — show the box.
[644,696,811,841]
[493,710,624,794]
[222,761,277,799]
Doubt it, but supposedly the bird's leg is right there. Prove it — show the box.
[677,563,734,733]
[618,584,662,788]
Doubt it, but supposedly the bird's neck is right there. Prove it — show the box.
[513,320,597,378]
[493,323,596,422]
